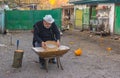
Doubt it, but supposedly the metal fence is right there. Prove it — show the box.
[5,8,62,30]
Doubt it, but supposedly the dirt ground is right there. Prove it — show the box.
[0,30,120,78]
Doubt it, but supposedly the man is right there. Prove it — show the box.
[33,15,60,67]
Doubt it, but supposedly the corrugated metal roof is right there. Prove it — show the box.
[70,0,120,5]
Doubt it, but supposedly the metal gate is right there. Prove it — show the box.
[5,9,62,30]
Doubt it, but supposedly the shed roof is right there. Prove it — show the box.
[70,0,120,5]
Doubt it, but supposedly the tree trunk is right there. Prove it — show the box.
[12,50,24,68]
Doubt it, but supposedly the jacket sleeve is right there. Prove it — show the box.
[33,24,43,43]
[52,22,60,40]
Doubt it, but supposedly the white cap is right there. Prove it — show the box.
[43,15,54,23]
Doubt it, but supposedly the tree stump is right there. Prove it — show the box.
[12,50,24,68]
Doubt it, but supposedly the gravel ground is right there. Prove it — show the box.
[0,30,120,78]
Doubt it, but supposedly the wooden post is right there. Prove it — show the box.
[12,50,24,68]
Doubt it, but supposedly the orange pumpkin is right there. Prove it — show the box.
[74,48,82,56]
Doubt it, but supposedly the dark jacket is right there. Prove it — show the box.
[32,20,60,47]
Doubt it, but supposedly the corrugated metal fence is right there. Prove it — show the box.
[5,8,62,30]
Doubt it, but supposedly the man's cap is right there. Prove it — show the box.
[43,15,54,23]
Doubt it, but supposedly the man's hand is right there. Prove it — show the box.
[56,40,60,47]
[41,42,46,49]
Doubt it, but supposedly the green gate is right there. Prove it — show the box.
[5,9,62,30]
[115,6,120,34]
